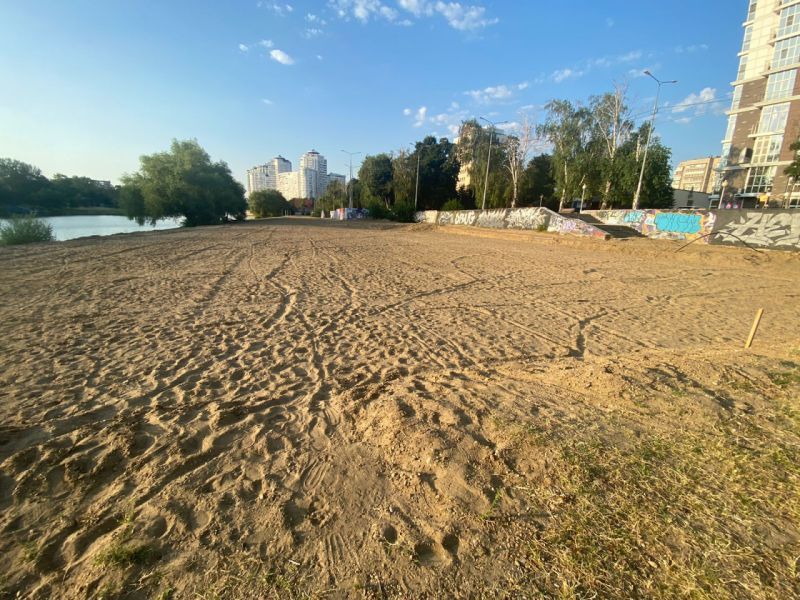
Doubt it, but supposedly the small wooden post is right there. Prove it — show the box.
[744,308,764,349]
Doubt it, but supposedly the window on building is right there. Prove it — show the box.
[772,35,800,69]
[724,114,737,141]
[751,134,784,163]
[778,4,800,38]
[747,0,757,21]
[744,166,776,193]
[719,143,732,168]
[765,69,797,100]
[758,102,790,133]
[737,55,749,80]
[742,25,753,53]
[731,85,743,110]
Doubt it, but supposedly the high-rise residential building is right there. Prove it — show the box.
[455,121,508,191]
[247,164,271,195]
[300,150,328,197]
[717,0,800,207]
[673,156,721,193]
[269,156,292,189]
[277,171,303,200]
[246,156,292,196]
[327,173,346,189]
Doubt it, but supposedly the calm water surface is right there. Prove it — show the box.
[39,215,184,241]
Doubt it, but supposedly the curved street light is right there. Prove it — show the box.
[633,71,677,210]
[479,116,509,210]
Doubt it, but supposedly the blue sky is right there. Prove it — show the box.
[0,0,745,185]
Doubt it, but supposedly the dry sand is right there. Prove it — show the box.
[1,218,799,599]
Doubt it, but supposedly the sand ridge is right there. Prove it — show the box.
[0,218,798,598]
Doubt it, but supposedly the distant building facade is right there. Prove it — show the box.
[455,121,509,192]
[246,156,292,196]
[716,0,800,207]
[672,157,721,194]
[327,173,346,188]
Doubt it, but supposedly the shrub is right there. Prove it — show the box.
[249,190,292,218]
[0,215,54,245]
[366,200,390,220]
[392,201,416,223]
[441,199,463,212]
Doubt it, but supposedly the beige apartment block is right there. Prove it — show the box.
[672,156,721,193]
[717,0,800,207]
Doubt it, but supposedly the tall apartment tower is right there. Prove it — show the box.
[719,0,800,206]
[269,156,292,189]
[300,150,328,197]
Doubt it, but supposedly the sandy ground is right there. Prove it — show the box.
[1,218,799,599]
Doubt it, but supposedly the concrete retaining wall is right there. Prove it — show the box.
[414,207,609,239]
[586,208,800,249]
[586,209,716,242]
[711,210,800,250]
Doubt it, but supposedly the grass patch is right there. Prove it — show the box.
[521,419,800,599]
[0,214,54,245]
[94,542,157,568]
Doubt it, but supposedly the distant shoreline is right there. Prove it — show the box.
[2,207,124,218]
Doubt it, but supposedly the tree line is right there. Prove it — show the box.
[2,84,675,227]
[323,83,673,215]
[0,158,119,217]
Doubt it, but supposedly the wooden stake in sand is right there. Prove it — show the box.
[744,308,764,349]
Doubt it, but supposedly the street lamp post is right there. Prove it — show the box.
[479,117,508,210]
[414,145,421,210]
[341,149,361,209]
[580,183,587,213]
[633,71,677,210]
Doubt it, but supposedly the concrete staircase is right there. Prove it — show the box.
[567,213,644,239]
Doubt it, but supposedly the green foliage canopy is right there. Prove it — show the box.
[248,189,291,218]
[120,139,246,227]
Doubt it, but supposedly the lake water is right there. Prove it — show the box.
[39,215,184,241]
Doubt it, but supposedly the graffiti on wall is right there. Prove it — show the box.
[415,210,438,223]
[475,209,509,228]
[455,210,478,226]
[591,209,715,241]
[547,214,608,239]
[332,208,370,220]
[711,211,800,248]
[505,207,547,229]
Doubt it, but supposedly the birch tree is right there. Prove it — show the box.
[590,83,633,209]
[504,114,536,208]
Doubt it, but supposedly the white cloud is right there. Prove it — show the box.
[674,117,692,125]
[552,68,584,83]
[258,39,274,48]
[517,82,529,90]
[606,17,615,28]
[262,98,274,106]
[414,106,428,127]
[403,107,412,116]
[238,43,249,52]
[433,1,498,30]
[316,54,324,60]
[259,2,293,16]
[673,87,716,114]
[675,44,709,54]
[465,84,515,103]
[330,0,496,30]
[270,49,295,65]
[304,28,324,37]
[306,13,319,22]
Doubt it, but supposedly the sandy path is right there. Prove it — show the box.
[0,219,798,598]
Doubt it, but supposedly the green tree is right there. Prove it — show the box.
[119,140,246,226]
[249,189,291,217]
[318,180,347,212]
[456,120,511,209]
[610,124,673,208]
[359,154,393,207]
[519,154,556,209]
[589,84,633,209]
[538,100,597,211]
[784,139,800,180]
[0,159,49,215]
[413,136,459,210]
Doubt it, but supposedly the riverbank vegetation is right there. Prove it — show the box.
[119,140,246,227]
[0,214,54,245]
[0,159,119,217]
